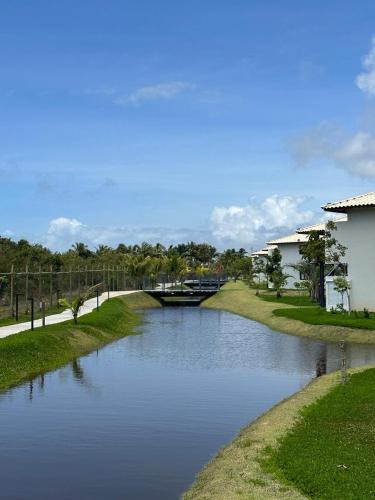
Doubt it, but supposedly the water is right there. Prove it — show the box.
[1,307,375,499]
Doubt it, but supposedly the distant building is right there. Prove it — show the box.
[267,233,309,289]
[250,246,276,283]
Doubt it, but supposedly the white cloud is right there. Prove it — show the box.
[210,195,314,247]
[288,123,375,178]
[334,131,375,177]
[46,218,87,249]
[356,36,375,96]
[114,81,196,105]
[1,229,15,238]
[44,217,210,251]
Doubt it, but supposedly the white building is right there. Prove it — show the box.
[250,246,276,284]
[267,233,309,289]
[322,192,375,311]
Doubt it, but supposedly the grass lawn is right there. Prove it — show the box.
[259,293,315,307]
[262,368,375,499]
[274,307,375,330]
[0,292,160,391]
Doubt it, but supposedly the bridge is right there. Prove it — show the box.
[144,289,218,306]
[144,278,227,306]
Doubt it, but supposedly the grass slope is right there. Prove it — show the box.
[0,292,160,391]
[184,366,361,499]
[263,368,375,499]
[203,281,375,343]
[259,294,315,307]
[274,307,375,330]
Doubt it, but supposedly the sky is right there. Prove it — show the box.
[2,0,375,251]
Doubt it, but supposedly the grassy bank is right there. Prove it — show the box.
[274,306,375,330]
[184,365,373,500]
[259,293,315,307]
[202,281,375,343]
[0,292,160,391]
[262,367,375,499]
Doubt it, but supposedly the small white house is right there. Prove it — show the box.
[267,233,309,289]
[322,192,375,311]
[251,246,276,283]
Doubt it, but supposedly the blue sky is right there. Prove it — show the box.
[2,1,375,250]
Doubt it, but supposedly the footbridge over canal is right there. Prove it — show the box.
[145,279,227,306]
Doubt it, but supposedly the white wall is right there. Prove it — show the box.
[334,208,375,310]
[276,243,303,289]
[325,276,350,311]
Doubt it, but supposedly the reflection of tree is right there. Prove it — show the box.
[316,357,327,377]
[28,379,33,400]
[72,359,85,381]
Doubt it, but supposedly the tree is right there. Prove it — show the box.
[59,283,102,324]
[71,242,92,259]
[333,276,351,312]
[300,221,346,265]
[266,248,282,284]
[165,254,188,285]
[271,269,291,298]
[291,260,320,301]
[253,257,266,292]
[240,256,254,286]
[299,221,347,306]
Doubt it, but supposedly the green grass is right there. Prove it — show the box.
[274,307,375,330]
[0,292,160,391]
[259,293,315,307]
[262,368,375,499]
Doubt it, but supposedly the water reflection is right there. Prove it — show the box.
[1,307,375,500]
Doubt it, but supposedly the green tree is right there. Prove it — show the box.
[266,248,282,284]
[333,276,351,312]
[271,269,291,298]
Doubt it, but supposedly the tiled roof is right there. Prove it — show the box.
[251,245,276,257]
[267,233,309,245]
[322,192,375,212]
[297,215,347,234]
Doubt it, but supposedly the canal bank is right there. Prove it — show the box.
[0,292,160,391]
[184,364,374,500]
[202,281,375,344]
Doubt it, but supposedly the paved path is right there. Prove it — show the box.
[0,290,137,340]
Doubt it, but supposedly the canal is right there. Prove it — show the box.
[1,307,375,499]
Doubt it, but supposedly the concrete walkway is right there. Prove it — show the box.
[0,290,137,340]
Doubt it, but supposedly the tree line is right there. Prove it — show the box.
[0,237,256,306]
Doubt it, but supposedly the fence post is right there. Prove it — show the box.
[25,264,29,314]
[78,267,81,296]
[29,297,34,331]
[116,266,119,291]
[49,265,53,307]
[38,265,42,311]
[42,301,46,327]
[69,267,73,302]
[85,266,88,288]
[10,264,14,317]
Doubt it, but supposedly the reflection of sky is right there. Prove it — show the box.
[0,308,375,500]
